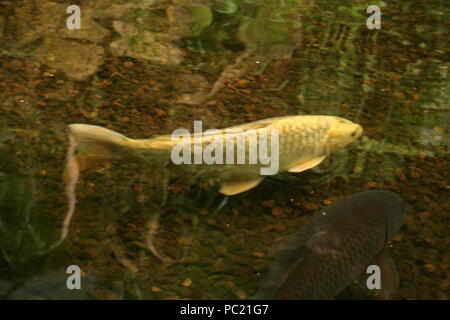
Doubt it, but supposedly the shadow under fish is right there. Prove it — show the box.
[253,190,405,300]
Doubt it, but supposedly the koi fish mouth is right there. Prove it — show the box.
[351,125,364,139]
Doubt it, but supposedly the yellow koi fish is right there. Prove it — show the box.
[64,115,363,196]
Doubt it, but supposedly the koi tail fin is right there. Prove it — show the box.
[64,124,133,178]
[56,124,134,247]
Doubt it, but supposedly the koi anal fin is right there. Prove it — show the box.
[219,178,264,196]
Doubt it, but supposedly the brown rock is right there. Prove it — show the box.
[440,279,450,289]
[303,202,319,211]
[124,61,134,68]
[395,168,408,182]
[36,38,104,81]
[260,224,274,232]
[211,258,229,273]
[181,278,192,287]
[419,211,432,219]
[136,193,149,204]
[403,215,417,232]
[214,245,228,256]
[271,208,283,216]
[410,171,421,179]
[365,181,381,189]
[424,264,437,273]
[105,225,117,234]
[422,237,436,247]
[62,8,110,42]
[262,200,276,208]
[251,252,265,258]
[86,248,100,259]
[238,79,249,87]
[273,223,286,232]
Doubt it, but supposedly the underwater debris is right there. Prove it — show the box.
[0,135,55,270]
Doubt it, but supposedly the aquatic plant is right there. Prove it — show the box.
[0,130,54,275]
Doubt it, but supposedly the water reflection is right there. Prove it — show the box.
[0,0,448,300]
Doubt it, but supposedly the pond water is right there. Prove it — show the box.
[0,0,448,300]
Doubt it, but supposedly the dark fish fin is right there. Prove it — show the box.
[337,250,399,299]
[253,227,327,299]
[371,250,399,299]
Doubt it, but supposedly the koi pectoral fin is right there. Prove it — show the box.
[219,178,264,196]
[337,251,399,300]
[370,251,399,299]
[287,156,327,173]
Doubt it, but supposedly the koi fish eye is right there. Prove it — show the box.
[350,129,358,137]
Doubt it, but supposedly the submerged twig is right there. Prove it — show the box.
[264,79,289,92]
[145,212,168,263]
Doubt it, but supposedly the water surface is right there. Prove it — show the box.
[0,0,448,300]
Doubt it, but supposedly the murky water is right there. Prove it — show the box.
[0,0,448,300]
